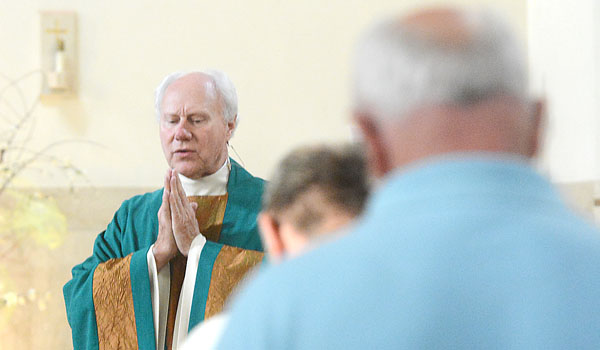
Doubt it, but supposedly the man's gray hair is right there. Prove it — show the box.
[263,144,370,234]
[353,8,527,120]
[154,69,239,127]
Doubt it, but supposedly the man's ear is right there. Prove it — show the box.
[353,112,391,178]
[526,99,545,158]
[226,115,237,141]
[258,212,285,263]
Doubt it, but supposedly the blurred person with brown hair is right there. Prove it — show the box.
[258,144,369,262]
[181,143,369,350]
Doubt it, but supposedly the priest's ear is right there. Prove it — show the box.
[258,211,285,263]
[226,115,237,141]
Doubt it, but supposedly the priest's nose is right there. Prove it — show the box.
[174,123,192,141]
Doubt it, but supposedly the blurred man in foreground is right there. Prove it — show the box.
[218,7,600,349]
[182,144,369,349]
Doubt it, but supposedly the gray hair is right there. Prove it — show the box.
[263,144,370,234]
[154,69,239,128]
[353,8,527,120]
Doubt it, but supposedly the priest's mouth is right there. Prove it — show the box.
[174,150,195,155]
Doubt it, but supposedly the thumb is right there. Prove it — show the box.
[190,202,199,212]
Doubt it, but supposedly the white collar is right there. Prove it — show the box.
[177,158,230,196]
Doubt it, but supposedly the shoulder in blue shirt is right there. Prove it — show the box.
[219,156,600,349]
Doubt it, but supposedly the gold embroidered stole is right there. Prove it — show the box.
[93,255,138,350]
[204,246,264,319]
[92,193,263,349]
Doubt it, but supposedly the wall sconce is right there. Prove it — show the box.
[40,11,77,97]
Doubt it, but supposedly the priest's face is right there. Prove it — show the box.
[159,73,235,179]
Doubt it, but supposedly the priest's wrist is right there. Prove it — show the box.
[174,231,199,258]
[176,240,191,257]
[152,244,176,271]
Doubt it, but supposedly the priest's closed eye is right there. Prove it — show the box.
[164,116,179,124]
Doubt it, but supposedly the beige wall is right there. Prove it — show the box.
[0,0,526,188]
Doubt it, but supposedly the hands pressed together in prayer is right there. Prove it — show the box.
[153,169,201,270]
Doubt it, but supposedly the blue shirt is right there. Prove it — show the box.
[218,156,600,349]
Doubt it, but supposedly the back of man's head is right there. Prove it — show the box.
[352,8,543,177]
[259,144,369,261]
[354,8,527,119]
[264,144,369,234]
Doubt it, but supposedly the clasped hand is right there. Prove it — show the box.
[153,169,201,270]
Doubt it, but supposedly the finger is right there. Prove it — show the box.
[158,192,172,235]
[171,171,186,210]
[169,183,181,218]
[165,174,173,217]
[164,169,172,193]
[160,179,169,219]
[162,171,169,206]
[174,171,186,200]
[165,190,171,221]
[187,202,199,220]
[169,186,186,233]
[158,196,165,221]
[162,183,168,206]
[173,171,194,215]
[170,173,180,210]
[169,192,180,236]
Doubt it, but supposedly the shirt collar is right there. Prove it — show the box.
[177,158,230,196]
[368,153,561,214]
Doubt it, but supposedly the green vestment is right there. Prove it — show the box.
[63,160,265,350]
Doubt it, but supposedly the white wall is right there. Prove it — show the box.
[529,0,600,182]
[0,0,526,188]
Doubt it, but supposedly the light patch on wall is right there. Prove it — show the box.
[7,191,67,249]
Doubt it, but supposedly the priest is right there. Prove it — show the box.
[63,70,265,350]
